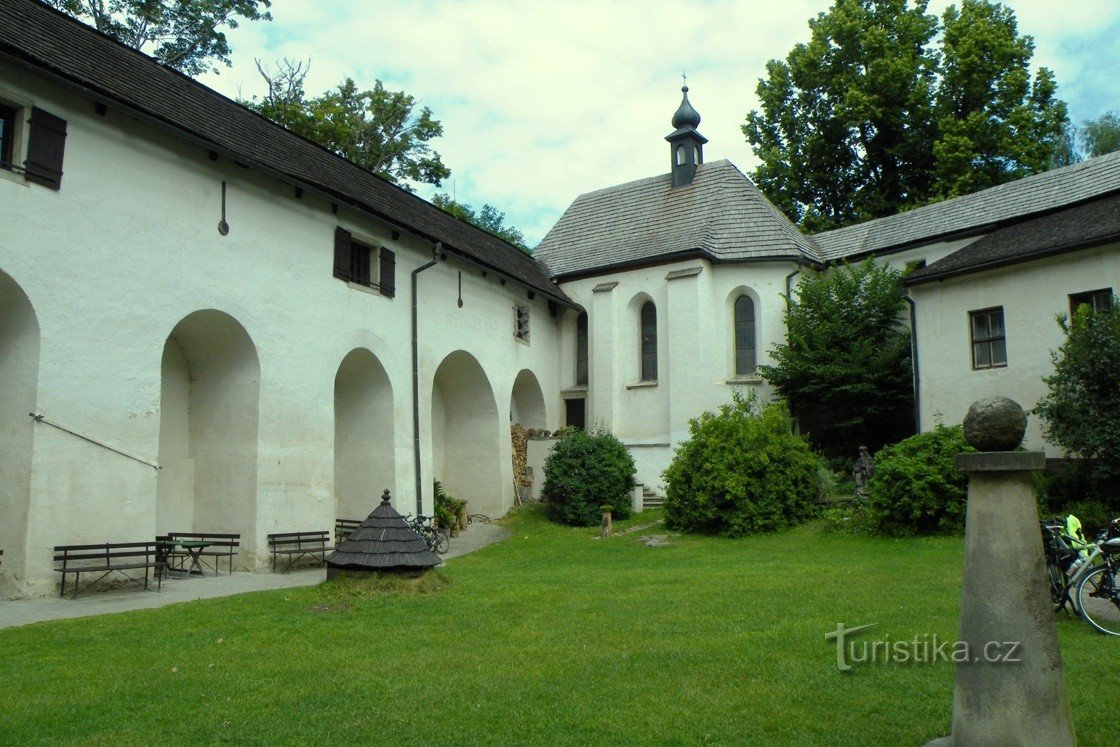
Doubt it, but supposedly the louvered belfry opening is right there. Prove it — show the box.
[326,490,441,578]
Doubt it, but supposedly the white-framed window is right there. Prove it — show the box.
[640,300,657,381]
[0,96,67,190]
[733,294,757,375]
[575,311,588,385]
[1069,288,1112,316]
[333,227,395,297]
[969,307,1006,370]
[0,101,17,171]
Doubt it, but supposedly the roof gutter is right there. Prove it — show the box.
[0,46,576,310]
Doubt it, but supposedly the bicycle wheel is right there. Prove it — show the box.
[433,529,449,555]
[1076,565,1120,636]
[1045,559,1066,611]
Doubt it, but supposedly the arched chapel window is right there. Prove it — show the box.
[576,312,589,386]
[734,295,756,375]
[640,301,657,381]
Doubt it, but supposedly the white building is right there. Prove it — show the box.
[0,1,572,595]
[2,0,1118,595]
[538,88,1120,488]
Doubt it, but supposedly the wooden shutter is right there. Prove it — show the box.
[25,107,67,190]
[334,227,352,281]
[379,248,396,297]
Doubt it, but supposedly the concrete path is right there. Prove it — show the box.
[0,523,509,630]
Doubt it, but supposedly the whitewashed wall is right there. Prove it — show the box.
[557,258,801,491]
[909,245,1120,452]
[0,62,561,595]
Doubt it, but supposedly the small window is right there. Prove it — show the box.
[0,103,16,171]
[693,145,701,165]
[733,295,757,375]
[1069,288,1112,316]
[969,307,1006,370]
[575,312,589,386]
[640,301,657,381]
[515,305,530,341]
[675,145,686,166]
[333,227,394,297]
[349,239,374,285]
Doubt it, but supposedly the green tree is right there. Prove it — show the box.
[744,0,938,231]
[744,0,1069,231]
[1080,111,1120,159]
[245,59,450,190]
[760,259,914,456]
[932,0,1067,198]
[1035,301,1120,500]
[47,0,271,76]
[431,193,529,252]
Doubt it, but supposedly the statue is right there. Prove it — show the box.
[853,446,874,496]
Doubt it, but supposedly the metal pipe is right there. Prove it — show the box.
[411,244,442,516]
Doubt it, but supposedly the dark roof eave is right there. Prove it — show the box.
[905,233,1120,287]
[551,249,822,283]
[818,187,1120,263]
[0,43,576,310]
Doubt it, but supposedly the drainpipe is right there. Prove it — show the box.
[784,266,801,308]
[412,242,442,516]
[783,265,802,427]
[904,293,920,433]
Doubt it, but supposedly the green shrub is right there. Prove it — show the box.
[865,425,973,536]
[662,393,822,537]
[433,481,465,529]
[542,427,636,526]
[1035,302,1120,499]
[1035,462,1120,534]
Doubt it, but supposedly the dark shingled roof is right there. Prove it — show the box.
[906,193,1120,285]
[813,151,1120,261]
[0,0,570,306]
[327,491,441,572]
[534,160,821,279]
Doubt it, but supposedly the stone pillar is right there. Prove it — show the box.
[632,482,644,514]
[942,397,1075,746]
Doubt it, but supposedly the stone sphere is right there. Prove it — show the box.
[963,396,1027,451]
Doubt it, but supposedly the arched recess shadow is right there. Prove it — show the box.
[430,350,502,517]
[334,348,394,521]
[156,310,260,562]
[510,368,547,430]
[0,269,40,589]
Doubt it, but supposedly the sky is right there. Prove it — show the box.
[198,0,1120,247]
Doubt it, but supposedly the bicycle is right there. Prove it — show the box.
[1041,516,1087,614]
[1075,518,1120,636]
[404,513,449,555]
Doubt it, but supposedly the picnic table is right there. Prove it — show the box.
[156,537,214,578]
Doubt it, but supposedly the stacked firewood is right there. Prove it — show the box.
[511,423,531,487]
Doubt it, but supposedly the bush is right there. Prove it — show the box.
[542,427,636,526]
[1035,302,1120,500]
[1035,462,1120,535]
[433,481,465,529]
[662,393,822,537]
[865,425,973,536]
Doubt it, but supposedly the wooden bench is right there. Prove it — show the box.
[53,542,164,598]
[166,531,241,575]
[267,531,333,573]
[334,518,362,546]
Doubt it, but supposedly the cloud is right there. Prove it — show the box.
[200,0,1120,246]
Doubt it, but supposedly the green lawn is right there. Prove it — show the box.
[1,507,1115,745]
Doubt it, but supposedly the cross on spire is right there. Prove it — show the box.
[681,71,687,88]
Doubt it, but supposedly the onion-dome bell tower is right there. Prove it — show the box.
[666,85,707,187]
